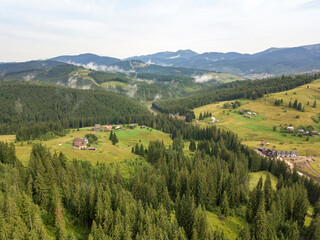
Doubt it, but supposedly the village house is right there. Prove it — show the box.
[73,140,86,150]
[104,125,113,131]
[140,125,146,129]
[211,117,216,123]
[297,129,305,133]
[73,137,88,149]
[312,130,319,135]
[92,124,102,131]
[115,126,121,130]
[287,126,294,131]
[88,147,97,151]
[257,148,299,158]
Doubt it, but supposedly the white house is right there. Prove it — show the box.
[287,126,294,131]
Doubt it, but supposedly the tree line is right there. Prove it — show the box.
[152,73,320,114]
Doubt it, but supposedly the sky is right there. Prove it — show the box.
[0,0,320,62]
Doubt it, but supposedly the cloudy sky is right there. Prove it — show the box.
[0,0,319,61]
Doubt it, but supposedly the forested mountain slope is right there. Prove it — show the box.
[0,60,242,102]
[0,82,150,140]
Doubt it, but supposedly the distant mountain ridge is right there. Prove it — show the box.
[126,43,320,76]
[1,43,319,77]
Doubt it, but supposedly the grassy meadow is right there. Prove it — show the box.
[248,171,278,191]
[194,79,320,156]
[0,126,172,170]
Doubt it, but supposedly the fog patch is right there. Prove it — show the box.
[126,84,137,98]
[81,85,91,90]
[15,98,23,114]
[134,78,154,84]
[67,76,78,88]
[193,74,214,83]
[66,61,135,74]
[154,94,161,100]
[23,74,35,81]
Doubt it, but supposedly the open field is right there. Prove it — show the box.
[194,79,320,157]
[206,209,247,239]
[248,171,278,190]
[0,126,172,168]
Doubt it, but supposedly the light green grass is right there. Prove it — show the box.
[206,210,247,239]
[310,158,320,176]
[101,81,127,88]
[0,126,172,167]
[194,79,320,156]
[248,171,278,191]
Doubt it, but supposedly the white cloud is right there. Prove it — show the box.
[193,74,214,83]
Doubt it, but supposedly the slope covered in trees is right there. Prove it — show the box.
[0,82,150,140]
[152,73,320,114]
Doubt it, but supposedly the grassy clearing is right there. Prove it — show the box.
[194,79,320,156]
[100,81,127,88]
[310,158,320,175]
[248,171,278,191]
[206,210,247,239]
[0,126,172,168]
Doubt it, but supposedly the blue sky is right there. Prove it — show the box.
[0,0,319,61]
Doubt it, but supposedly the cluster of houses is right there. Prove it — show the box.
[257,147,299,158]
[286,126,320,136]
[210,117,220,124]
[169,113,186,121]
[242,111,257,119]
[92,123,142,132]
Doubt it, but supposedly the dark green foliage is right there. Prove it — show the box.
[110,132,118,145]
[189,139,196,151]
[85,133,98,143]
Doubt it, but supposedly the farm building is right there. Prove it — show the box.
[88,147,97,151]
[212,117,216,123]
[104,125,113,131]
[257,148,299,158]
[287,126,294,131]
[73,141,86,150]
[92,124,102,131]
[312,131,319,135]
[73,137,88,149]
[297,129,305,133]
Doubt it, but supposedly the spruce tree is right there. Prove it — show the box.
[252,194,267,240]
[220,191,230,217]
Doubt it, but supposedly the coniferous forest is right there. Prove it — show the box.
[1,111,320,239]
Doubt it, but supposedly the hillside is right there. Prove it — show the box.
[153,73,320,114]
[194,79,320,178]
[0,82,151,140]
[0,60,243,102]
